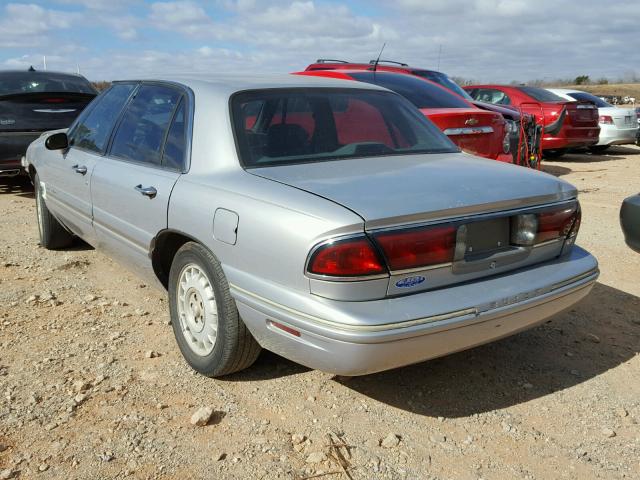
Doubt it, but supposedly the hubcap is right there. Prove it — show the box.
[176,263,218,356]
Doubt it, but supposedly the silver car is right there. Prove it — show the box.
[26,75,599,377]
[546,88,639,152]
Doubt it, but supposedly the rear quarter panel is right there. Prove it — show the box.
[167,170,365,297]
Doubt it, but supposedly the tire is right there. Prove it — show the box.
[543,149,567,159]
[34,173,74,249]
[588,145,610,154]
[168,242,261,377]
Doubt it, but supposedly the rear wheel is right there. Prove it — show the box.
[588,145,610,154]
[544,149,567,159]
[168,242,261,377]
[34,173,74,249]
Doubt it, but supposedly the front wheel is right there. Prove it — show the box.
[168,242,261,377]
[544,149,567,159]
[34,173,74,249]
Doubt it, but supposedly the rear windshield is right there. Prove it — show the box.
[411,70,474,100]
[232,88,458,168]
[518,86,565,103]
[0,72,96,96]
[566,91,611,108]
[349,72,471,109]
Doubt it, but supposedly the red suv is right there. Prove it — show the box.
[464,85,600,158]
[296,69,512,162]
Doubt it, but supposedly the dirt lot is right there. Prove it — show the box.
[1,146,639,480]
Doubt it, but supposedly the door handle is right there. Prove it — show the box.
[134,184,157,199]
[72,164,87,175]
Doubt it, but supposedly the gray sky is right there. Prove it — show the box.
[1,0,639,82]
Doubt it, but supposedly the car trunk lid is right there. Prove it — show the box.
[421,108,506,160]
[250,152,576,230]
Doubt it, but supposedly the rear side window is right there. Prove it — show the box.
[232,88,458,167]
[349,72,470,109]
[162,100,186,170]
[110,85,182,166]
[70,83,135,153]
[518,87,565,103]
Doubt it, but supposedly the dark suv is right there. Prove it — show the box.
[0,68,97,177]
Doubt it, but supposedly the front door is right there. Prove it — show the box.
[90,84,187,283]
[40,84,136,245]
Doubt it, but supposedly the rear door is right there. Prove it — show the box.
[90,83,187,280]
[41,84,135,243]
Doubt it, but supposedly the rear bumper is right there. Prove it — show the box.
[597,124,638,146]
[232,247,598,375]
[0,131,40,175]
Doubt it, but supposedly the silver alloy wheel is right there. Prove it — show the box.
[176,263,218,356]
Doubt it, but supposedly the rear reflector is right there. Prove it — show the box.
[307,237,386,276]
[537,205,579,243]
[269,320,301,337]
[373,225,457,271]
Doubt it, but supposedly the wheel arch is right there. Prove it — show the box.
[150,229,207,289]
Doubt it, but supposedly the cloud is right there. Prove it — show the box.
[0,3,78,48]
[149,1,217,37]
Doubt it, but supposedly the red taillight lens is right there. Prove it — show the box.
[599,115,614,125]
[374,225,457,271]
[537,205,580,243]
[42,98,66,103]
[307,237,386,276]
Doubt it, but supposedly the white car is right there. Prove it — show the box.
[546,88,638,152]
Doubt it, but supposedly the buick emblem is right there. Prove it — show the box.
[465,118,479,126]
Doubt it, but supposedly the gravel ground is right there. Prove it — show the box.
[1,146,639,480]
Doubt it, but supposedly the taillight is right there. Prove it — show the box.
[536,204,580,243]
[373,225,457,271]
[307,236,386,277]
[42,98,66,103]
[599,115,614,125]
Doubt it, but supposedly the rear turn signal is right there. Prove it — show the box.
[537,204,581,243]
[373,225,457,271]
[599,115,614,125]
[307,236,386,277]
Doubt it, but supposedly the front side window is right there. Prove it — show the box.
[70,83,135,153]
[232,88,458,168]
[470,88,511,105]
[110,85,182,166]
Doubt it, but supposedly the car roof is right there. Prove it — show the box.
[0,69,89,80]
[113,74,390,98]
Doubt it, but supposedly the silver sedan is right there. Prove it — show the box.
[26,75,598,377]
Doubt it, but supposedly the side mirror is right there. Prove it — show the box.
[45,132,69,151]
[620,194,640,253]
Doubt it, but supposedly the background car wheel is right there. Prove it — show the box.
[34,173,74,249]
[168,242,261,377]
[588,145,610,154]
[544,149,567,159]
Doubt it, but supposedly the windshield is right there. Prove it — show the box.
[349,72,471,109]
[411,70,474,100]
[566,91,612,108]
[518,86,566,103]
[0,72,96,96]
[232,88,458,168]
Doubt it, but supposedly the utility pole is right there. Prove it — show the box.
[43,56,47,71]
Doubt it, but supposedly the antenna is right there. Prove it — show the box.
[372,43,386,72]
[437,44,442,70]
